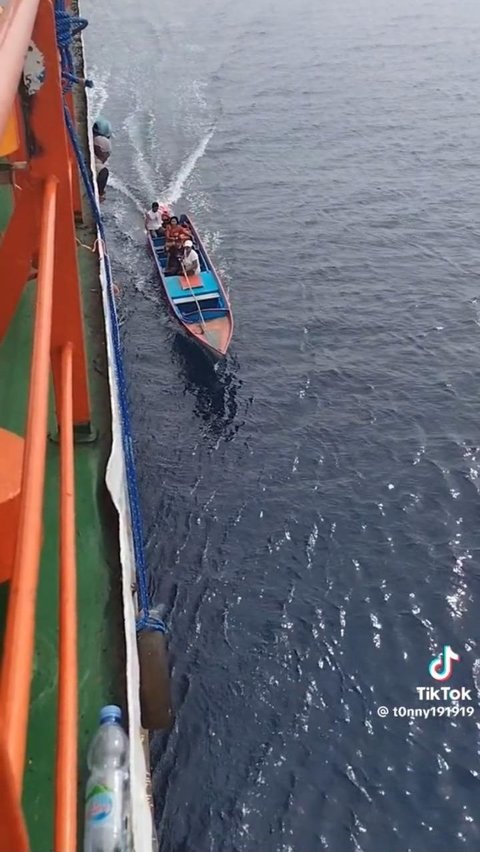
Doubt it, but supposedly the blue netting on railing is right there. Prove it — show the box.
[54,3,165,634]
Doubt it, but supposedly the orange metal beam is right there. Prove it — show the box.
[54,343,78,852]
[65,90,83,219]
[0,175,57,790]
[0,0,41,139]
[29,0,91,427]
[0,178,41,343]
[62,0,83,217]
[0,738,30,852]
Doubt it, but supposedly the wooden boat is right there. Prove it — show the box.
[148,215,233,358]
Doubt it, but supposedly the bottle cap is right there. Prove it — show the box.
[99,704,122,724]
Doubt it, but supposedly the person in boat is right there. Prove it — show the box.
[181,239,200,276]
[153,208,171,235]
[164,216,193,274]
[145,202,164,238]
[165,215,191,246]
[160,211,170,230]
[92,117,112,201]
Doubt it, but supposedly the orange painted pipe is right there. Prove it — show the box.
[0,738,29,852]
[0,0,41,139]
[0,175,57,791]
[54,343,78,852]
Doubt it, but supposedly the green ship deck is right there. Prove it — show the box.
[0,180,125,848]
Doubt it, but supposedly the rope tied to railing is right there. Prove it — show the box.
[54,6,93,91]
[54,3,165,636]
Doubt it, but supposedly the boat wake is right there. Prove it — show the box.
[86,66,111,121]
[104,123,218,261]
[109,126,215,223]
[161,127,215,206]
[108,174,144,213]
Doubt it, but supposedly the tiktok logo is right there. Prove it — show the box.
[428,646,460,681]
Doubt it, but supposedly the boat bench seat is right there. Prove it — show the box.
[167,271,219,302]
[174,293,220,305]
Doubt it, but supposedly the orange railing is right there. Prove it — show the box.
[0,0,91,849]
[0,0,41,138]
[0,739,29,852]
[0,178,80,851]
[1,175,58,789]
[55,342,78,852]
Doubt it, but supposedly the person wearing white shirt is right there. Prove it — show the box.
[181,239,200,276]
[145,202,163,237]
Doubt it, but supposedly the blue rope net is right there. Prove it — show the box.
[55,4,165,635]
[55,6,92,92]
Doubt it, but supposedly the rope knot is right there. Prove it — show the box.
[54,7,90,91]
[136,614,167,635]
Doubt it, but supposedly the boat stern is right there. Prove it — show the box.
[187,314,233,357]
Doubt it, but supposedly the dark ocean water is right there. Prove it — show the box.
[84,0,480,849]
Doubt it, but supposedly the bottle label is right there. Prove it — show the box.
[86,784,114,824]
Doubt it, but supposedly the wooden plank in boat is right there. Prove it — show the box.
[180,274,202,290]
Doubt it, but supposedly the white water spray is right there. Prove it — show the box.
[162,127,215,205]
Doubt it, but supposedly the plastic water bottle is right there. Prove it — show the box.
[84,705,130,852]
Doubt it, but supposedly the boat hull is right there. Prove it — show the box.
[148,215,233,358]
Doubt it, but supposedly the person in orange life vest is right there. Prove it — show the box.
[164,216,192,274]
[165,216,191,248]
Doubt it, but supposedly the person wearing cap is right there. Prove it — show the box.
[181,239,200,276]
[145,202,164,238]
[92,116,112,200]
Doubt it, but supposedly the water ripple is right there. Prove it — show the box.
[84,0,480,848]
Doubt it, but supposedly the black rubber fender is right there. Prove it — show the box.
[137,629,173,730]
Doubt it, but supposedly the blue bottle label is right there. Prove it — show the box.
[86,784,114,823]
